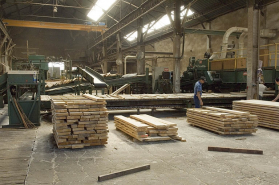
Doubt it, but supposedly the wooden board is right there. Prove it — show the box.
[114,115,184,142]
[130,115,168,129]
[208,146,263,155]
[187,107,258,135]
[233,100,279,130]
[51,94,109,149]
[98,164,150,182]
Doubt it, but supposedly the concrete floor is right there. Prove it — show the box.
[1,109,279,184]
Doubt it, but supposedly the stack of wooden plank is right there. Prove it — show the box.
[114,114,185,142]
[51,94,108,149]
[233,100,279,130]
[114,116,149,140]
[187,106,258,135]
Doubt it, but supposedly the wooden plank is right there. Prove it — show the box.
[130,115,168,129]
[233,100,279,130]
[98,164,150,182]
[208,146,263,155]
[187,107,258,135]
[50,95,109,149]
[110,84,130,96]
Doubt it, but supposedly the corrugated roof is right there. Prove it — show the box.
[1,0,278,54]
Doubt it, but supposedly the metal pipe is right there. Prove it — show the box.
[221,27,248,58]
[145,51,173,55]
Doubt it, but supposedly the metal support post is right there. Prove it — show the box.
[152,57,158,93]
[102,39,108,74]
[247,0,259,99]
[137,18,145,75]
[173,0,182,93]
[116,33,123,75]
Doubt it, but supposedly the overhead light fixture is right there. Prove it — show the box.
[53,0,58,12]
[53,6,58,12]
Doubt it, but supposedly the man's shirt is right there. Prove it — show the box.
[194,81,202,97]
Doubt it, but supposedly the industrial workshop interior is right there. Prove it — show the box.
[1,0,279,184]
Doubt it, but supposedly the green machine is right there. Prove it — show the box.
[180,56,278,94]
[28,55,49,95]
[180,57,221,92]
[4,70,41,127]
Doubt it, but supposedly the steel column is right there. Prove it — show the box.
[173,0,182,93]
[116,33,123,75]
[137,18,145,75]
[102,39,108,74]
[247,0,259,99]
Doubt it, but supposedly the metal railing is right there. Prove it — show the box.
[208,43,279,70]
[259,43,279,68]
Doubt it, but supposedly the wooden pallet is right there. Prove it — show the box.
[51,94,108,149]
[233,100,279,130]
[187,107,258,135]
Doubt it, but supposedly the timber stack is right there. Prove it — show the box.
[233,100,279,130]
[114,114,185,142]
[51,94,108,149]
[187,106,258,135]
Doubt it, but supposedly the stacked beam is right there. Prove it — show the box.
[233,100,279,130]
[114,116,149,141]
[187,107,258,135]
[114,114,185,142]
[51,94,108,149]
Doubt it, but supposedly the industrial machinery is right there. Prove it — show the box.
[154,70,173,94]
[12,55,49,95]
[154,54,278,95]
[0,73,7,108]
[180,56,278,94]
[28,55,49,95]
[181,57,223,92]
[155,57,221,93]
[4,70,41,127]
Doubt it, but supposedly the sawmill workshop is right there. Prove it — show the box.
[1,0,279,184]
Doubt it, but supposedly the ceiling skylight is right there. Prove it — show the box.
[87,0,117,21]
[124,31,137,41]
[124,7,194,42]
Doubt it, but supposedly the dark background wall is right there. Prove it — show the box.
[9,27,93,66]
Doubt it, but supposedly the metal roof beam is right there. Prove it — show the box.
[90,0,167,49]
[122,0,138,8]
[5,1,91,9]
[2,19,107,32]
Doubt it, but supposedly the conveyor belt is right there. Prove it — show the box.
[41,93,252,110]
[45,83,92,95]
[78,66,108,88]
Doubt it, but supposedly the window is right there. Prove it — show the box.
[87,0,117,21]
[124,7,194,42]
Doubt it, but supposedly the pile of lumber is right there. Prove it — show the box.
[114,114,185,142]
[51,94,108,149]
[233,100,279,130]
[187,106,258,135]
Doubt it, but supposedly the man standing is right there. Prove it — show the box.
[194,77,206,108]
[272,77,279,101]
[258,82,266,100]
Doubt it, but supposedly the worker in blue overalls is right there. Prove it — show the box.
[194,76,206,108]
